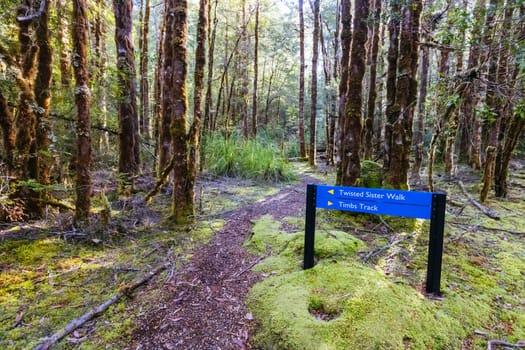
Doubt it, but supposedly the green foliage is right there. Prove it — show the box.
[360,160,382,188]
[203,134,295,182]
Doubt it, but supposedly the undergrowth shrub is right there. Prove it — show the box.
[203,134,295,182]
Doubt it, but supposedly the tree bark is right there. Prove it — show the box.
[251,1,259,138]
[0,91,16,173]
[163,0,193,223]
[308,0,320,166]
[340,0,369,186]
[113,0,140,191]
[72,0,92,224]
[139,0,151,140]
[34,0,52,189]
[363,0,381,160]
[382,0,400,184]
[298,0,306,158]
[479,0,502,203]
[335,0,351,185]
[383,0,422,189]
[56,0,71,87]
[187,0,209,216]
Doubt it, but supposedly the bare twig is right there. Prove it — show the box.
[33,261,170,350]
[363,233,415,263]
[233,255,266,277]
[458,181,500,220]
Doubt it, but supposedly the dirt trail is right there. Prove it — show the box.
[129,176,316,349]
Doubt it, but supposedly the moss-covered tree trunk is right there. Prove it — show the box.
[383,0,422,189]
[34,0,52,191]
[363,0,381,161]
[251,1,259,138]
[187,0,209,214]
[382,0,401,187]
[334,0,351,185]
[298,0,306,159]
[72,0,92,224]
[308,0,320,167]
[139,0,151,140]
[113,0,140,192]
[493,2,521,198]
[0,91,16,174]
[479,0,502,203]
[57,0,71,87]
[340,0,368,186]
[163,0,193,223]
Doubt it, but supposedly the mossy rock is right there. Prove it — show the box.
[360,160,382,188]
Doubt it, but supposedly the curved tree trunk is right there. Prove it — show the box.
[72,0,92,224]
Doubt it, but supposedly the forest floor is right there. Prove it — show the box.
[1,161,525,349]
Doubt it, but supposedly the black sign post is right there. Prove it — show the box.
[304,184,446,296]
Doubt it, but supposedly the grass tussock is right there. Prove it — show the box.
[203,134,295,182]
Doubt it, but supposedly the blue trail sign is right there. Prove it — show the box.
[303,184,446,296]
[315,185,433,219]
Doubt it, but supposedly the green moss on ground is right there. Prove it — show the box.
[245,185,525,350]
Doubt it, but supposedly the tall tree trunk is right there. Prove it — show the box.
[383,0,422,189]
[72,0,92,224]
[188,0,208,213]
[57,0,71,87]
[139,0,151,140]
[489,1,514,198]
[251,1,259,138]
[113,0,140,191]
[203,0,218,134]
[163,0,192,222]
[340,0,369,186]
[363,0,381,160]
[309,0,320,166]
[298,0,306,158]
[459,0,486,169]
[156,2,169,174]
[382,0,401,186]
[0,91,16,173]
[34,0,52,199]
[479,0,502,203]
[240,0,249,139]
[335,0,351,185]
[412,45,429,184]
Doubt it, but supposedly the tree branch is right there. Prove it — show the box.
[32,261,170,350]
[17,0,47,23]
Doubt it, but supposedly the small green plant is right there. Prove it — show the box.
[203,134,295,182]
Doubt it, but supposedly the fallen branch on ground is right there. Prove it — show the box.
[33,261,170,350]
[458,181,500,220]
[487,339,525,350]
[363,233,415,263]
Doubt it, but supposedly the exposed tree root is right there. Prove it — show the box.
[33,261,170,350]
[458,181,500,220]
